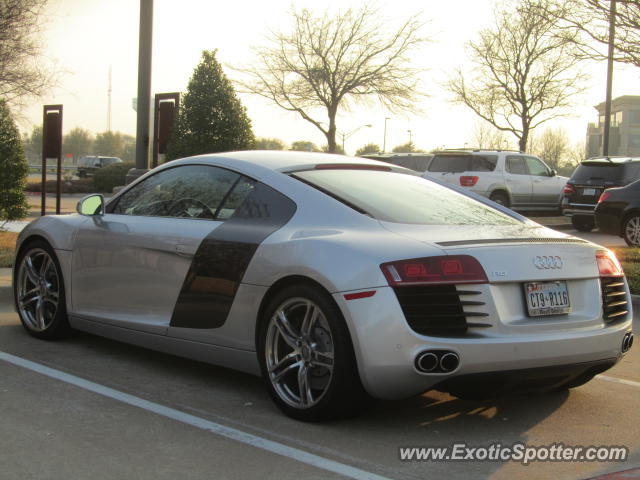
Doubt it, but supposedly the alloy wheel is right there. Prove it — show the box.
[16,248,60,332]
[265,298,334,409]
[625,216,640,246]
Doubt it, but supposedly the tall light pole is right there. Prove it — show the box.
[383,117,390,152]
[340,124,372,153]
[407,129,412,145]
[602,0,616,157]
[134,0,153,172]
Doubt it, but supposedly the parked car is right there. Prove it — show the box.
[561,157,640,232]
[360,153,433,172]
[595,178,640,245]
[77,156,123,178]
[423,149,567,212]
[14,151,633,421]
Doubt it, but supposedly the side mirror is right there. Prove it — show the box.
[550,169,557,177]
[77,194,104,216]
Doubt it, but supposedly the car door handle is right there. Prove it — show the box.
[174,244,196,257]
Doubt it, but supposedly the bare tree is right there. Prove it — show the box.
[236,5,426,153]
[0,0,52,106]
[447,0,587,152]
[469,121,511,150]
[567,139,587,164]
[531,127,569,169]
[545,0,640,67]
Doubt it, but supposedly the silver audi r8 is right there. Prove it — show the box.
[13,151,634,421]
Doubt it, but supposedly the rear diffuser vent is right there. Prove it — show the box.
[600,277,628,323]
[393,285,489,336]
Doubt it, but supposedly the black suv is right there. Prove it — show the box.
[561,157,640,231]
[77,156,123,178]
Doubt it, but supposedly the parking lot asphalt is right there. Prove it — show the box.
[0,278,638,479]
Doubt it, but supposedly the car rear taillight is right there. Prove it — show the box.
[562,184,575,195]
[460,176,479,187]
[596,250,624,277]
[598,191,611,203]
[381,255,488,286]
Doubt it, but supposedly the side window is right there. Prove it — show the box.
[470,155,497,172]
[525,157,550,176]
[428,156,470,172]
[506,156,528,175]
[111,165,242,219]
[216,177,256,220]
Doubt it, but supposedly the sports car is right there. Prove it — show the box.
[13,151,634,421]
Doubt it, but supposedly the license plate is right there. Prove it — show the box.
[524,281,571,316]
[583,188,597,196]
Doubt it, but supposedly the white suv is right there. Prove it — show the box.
[423,150,568,212]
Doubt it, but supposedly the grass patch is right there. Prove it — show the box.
[0,231,18,268]
[611,247,640,294]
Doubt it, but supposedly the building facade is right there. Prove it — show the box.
[586,95,640,158]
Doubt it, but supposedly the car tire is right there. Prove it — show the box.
[571,215,595,232]
[14,240,72,340]
[622,214,640,246]
[257,284,371,421]
[489,192,509,207]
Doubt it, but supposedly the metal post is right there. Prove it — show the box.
[56,105,63,214]
[134,0,153,171]
[602,0,616,157]
[383,117,390,153]
[41,105,63,216]
[407,129,412,144]
[40,109,46,216]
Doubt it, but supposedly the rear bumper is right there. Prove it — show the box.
[562,206,595,217]
[335,286,632,400]
[595,211,622,236]
[433,358,617,396]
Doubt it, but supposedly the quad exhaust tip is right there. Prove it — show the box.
[622,332,634,353]
[415,350,460,374]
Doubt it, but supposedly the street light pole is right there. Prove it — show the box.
[340,124,372,153]
[134,0,153,171]
[407,129,412,145]
[602,0,616,157]
[383,117,390,152]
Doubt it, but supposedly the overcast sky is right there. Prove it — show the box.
[21,0,640,154]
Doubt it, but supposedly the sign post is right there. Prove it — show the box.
[41,105,63,216]
[152,92,180,168]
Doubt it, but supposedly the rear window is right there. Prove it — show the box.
[384,155,433,172]
[293,169,519,225]
[571,162,640,185]
[428,154,496,172]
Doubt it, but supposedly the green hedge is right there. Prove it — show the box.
[25,178,95,194]
[93,162,134,193]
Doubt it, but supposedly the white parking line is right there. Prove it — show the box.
[0,351,393,480]
[596,374,640,388]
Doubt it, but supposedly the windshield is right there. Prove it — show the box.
[293,169,520,225]
[101,157,122,166]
